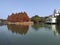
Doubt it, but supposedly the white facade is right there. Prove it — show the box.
[52,17,56,23]
[46,17,56,23]
[46,9,59,23]
[54,13,59,16]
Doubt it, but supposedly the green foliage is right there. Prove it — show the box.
[31,15,41,23]
[40,17,46,23]
[31,15,46,23]
[56,24,60,34]
[56,13,60,23]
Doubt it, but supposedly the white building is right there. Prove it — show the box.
[46,9,59,23]
[46,17,56,23]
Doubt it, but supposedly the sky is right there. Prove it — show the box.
[0,0,60,19]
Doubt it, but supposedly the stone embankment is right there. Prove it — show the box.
[7,22,34,25]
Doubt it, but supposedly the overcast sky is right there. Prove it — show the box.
[0,0,60,19]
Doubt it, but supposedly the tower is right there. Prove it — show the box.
[53,9,59,17]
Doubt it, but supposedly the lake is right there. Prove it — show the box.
[0,24,60,45]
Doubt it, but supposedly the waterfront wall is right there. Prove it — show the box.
[7,22,34,25]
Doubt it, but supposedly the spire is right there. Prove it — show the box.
[54,9,56,14]
[53,9,59,17]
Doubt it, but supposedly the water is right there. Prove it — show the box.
[0,24,60,45]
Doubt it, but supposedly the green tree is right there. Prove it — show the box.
[56,13,60,23]
[31,15,41,23]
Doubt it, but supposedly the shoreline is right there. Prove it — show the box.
[7,22,34,25]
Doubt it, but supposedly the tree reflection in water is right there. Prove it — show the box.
[47,24,60,36]
[32,23,60,36]
[32,23,41,30]
[7,24,29,35]
[32,23,50,30]
[56,24,60,34]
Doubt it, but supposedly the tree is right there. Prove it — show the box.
[56,13,60,24]
[7,12,29,22]
[31,15,41,23]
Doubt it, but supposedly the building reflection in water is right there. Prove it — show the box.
[6,24,60,36]
[51,24,58,36]
[7,24,29,35]
[49,24,60,36]
[32,23,60,36]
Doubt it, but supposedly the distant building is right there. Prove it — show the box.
[46,9,59,23]
[53,9,59,17]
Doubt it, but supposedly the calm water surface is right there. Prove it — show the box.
[0,24,60,45]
